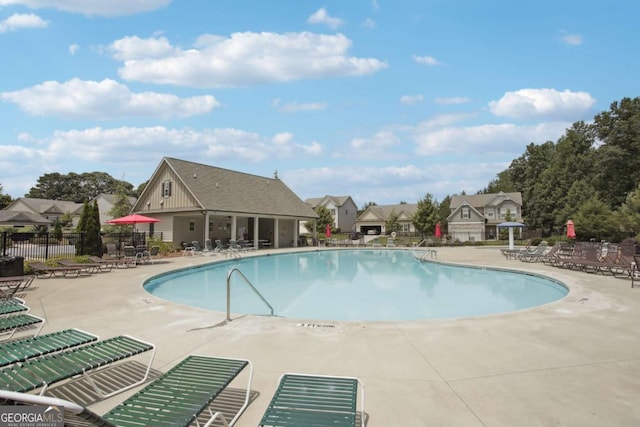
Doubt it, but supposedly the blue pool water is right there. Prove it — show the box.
[144,249,568,321]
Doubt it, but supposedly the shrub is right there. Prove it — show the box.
[530,238,542,246]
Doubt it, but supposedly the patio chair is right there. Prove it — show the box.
[88,255,134,269]
[0,297,28,316]
[0,276,35,299]
[259,373,366,427]
[0,334,155,397]
[517,241,549,262]
[182,241,196,256]
[0,313,45,341]
[28,262,84,279]
[0,328,98,368]
[57,259,101,275]
[123,246,139,265]
[0,355,253,427]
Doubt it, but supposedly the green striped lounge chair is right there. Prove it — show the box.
[0,328,99,368]
[0,312,45,341]
[0,355,253,427]
[0,334,155,398]
[259,373,366,427]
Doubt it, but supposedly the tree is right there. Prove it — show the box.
[75,201,102,256]
[304,205,334,234]
[385,209,400,234]
[616,183,640,236]
[573,196,618,242]
[0,184,12,209]
[436,195,451,235]
[412,193,439,238]
[26,172,134,202]
[53,220,63,242]
[357,201,377,216]
[108,184,133,230]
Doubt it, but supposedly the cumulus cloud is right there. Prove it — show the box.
[400,94,424,105]
[0,13,47,32]
[68,43,79,55]
[0,0,171,16]
[413,55,442,66]
[488,88,596,120]
[412,121,571,156]
[1,78,219,119]
[109,32,387,88]
[308,8,344,29]
[273,99,328,113]
[434,96,470,105]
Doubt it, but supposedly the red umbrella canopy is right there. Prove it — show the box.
[107,213,160,225]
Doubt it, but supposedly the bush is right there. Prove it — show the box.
[530,238,542,246]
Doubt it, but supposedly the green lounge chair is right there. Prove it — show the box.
[0,328,98,368]
[0,313,45,341]
[0,355,253,427]
[0,334,155,397]
[259,373,366,427]
[0,297,28,316]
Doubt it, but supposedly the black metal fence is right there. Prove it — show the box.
[0,231,159,261]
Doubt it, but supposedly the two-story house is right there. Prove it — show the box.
[447,191,523,242]
[303,195,357,232]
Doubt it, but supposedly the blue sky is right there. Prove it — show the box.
[0,1,638,208]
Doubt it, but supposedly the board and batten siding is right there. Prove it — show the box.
[141,166,201,212]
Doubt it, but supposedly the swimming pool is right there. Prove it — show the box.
[144,249,568,321]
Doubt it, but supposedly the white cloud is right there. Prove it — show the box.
[434,96,470,105]
[560,32,583,46]
[400,94,424,105]
[488,88,596,120]
[273,99,328,113]
[412,121,571,156]
[413,55,442,66]
[0,0,171,17]
[1,78,219,119]
[109,32,387,88]
[308,8,343,29]
[363,18,376,28]
[68,43,79,55]
[0,13,47,32]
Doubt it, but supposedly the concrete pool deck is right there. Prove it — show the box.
[13,246,640,426]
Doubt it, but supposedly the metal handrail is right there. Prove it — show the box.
[226,267,274,321]
[413,239,429,248]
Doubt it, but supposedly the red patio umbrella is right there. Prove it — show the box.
[107,213,160,226]
[566,220,576,239]
[325,223,332,238]
[435,223,442,238]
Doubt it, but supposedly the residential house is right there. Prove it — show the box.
[2,198,84,229]
[130,157,318,249]
[355,203,418,236]
[447,191,523,242]
[302,195,357,233]
[94,193,137,227]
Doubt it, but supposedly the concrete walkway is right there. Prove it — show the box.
[14,247,640,426]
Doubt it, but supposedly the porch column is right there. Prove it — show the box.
[274,218,280,249]
[293,220,299,247]
[204,212,210,241]
[253,216,260,250]
[231,215,237,242]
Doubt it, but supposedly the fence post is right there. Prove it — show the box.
[1,232,6,257]
[45,232,50,260]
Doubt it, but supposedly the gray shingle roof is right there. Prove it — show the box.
[450,192,522,208]
[358,203,418,221]
[166,158,318,219]
[304,195,352,208]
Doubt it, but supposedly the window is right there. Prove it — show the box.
[486,209,494,218]
[401,223,410,232]
[461,207,470,219]
[162,180,172,197]
[189,219,195,232]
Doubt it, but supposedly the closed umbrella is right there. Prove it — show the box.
[435,223,442,238]
[566,220,576,239]
[325,223,332,238]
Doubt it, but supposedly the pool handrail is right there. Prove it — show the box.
[226,267,274,321]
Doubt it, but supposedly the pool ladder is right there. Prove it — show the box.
[226,267,274,321]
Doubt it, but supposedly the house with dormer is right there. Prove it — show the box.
[130,157,318,249]
[303,195,357,233]
[355,203,418,236]
[447,191,523,242]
